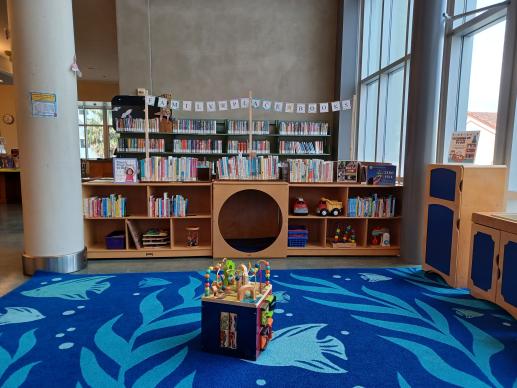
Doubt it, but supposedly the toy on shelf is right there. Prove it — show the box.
[371,227,389,246]
[292,197,309,215]
[201,258,275,360]
[328,224,357,248]
[316,197,343,216]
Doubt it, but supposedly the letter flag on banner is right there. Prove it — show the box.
[262,100,272,111]
[296,103,306,113]
[285,103,294,113]
[207,101,216,112]
[274,101,283,112]
[146,95,156,106]
[195,101,204,112]
[342,100,352,110]
[157,97,168,108]
[230,99,240,109]
[319,102,329,113]
[171,100,180,110]
[183,101,192,111]
[331,101,341,112]
[308,103,317,113]
[240,97,250,108]
[218,101,228,111]
[252,99,261,109]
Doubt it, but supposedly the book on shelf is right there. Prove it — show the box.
[148,193,189,217]
[347,194,396,218]
[227,140,270,154]
[140,156,198,182]
[118,138,165,153]
[126,220,142,249]
[173,139,223,154]
[216,154,279,180]
[336,160,359,183]
[116,118,160,133]
[226,120,269,134]
[279,141,323,155]
[288,159,334,182]
[173,119,217,134]
[83,194,127,218]
[278,121,329,135]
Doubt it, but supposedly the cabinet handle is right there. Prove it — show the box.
[496,254,500,266]
[497,267,501,279]
[459,180,463,192]
[456,219,460,229]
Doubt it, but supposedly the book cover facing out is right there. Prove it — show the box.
[366,165,396,185]
[337,160,359,182]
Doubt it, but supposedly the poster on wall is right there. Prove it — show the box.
[448,131,480,163]
[113,158,139,183]
[30,92,57,118]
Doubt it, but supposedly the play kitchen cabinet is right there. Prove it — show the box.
[469,213,517,318]
[422,164,507,288]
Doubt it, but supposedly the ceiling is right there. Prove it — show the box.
[0,0,119,84]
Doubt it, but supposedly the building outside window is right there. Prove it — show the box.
[78,101,118,159]
[357,0,413,177]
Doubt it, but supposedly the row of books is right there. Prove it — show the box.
[288,159,334,182]
[173,119,217,134]
[118,138,165,153]
[173,139,223,154]
[216,155,279,180]
[140,156,198,181]
[148,193,189,217]
[347,195,396,218]
[227,120,269,134]
[83,194,126,218]
[279,141,324,154]
[227,140,271,154]
[115,118,160,133]
[278,121,329,135]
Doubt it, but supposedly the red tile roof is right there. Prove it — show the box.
[468,112,497,130]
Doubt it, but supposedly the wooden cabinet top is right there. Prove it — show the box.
[473,212,517,234]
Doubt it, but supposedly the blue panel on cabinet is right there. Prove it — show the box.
[425,204,453,275]
[502,241,517,307]
[430,168,457,201]
[471,232,495,291]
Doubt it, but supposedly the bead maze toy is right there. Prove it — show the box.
[201,258,275,360]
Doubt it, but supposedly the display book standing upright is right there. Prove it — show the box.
[112,95,332,160]
[422,164,507,288]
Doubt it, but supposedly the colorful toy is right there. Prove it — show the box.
[202,258,274,360]
[329,224,357,247]
[371,227,389,246]
[316,197,343,216]
[292,197,309,215]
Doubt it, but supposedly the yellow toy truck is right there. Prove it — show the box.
[316,198,343,216]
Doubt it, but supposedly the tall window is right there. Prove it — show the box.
[438,0,508,165]
[357,0,413,176]
[78,101,118,159]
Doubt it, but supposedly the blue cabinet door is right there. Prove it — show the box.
[498,233,517,317]
[469,224,498,301]
[425,204,456,276]
[429,165,462,202]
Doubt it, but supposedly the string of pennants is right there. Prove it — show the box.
[145,95,352,114]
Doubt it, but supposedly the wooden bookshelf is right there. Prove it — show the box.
[83,180,402,259]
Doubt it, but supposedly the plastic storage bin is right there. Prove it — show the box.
[105,230,126,249]
[288,225,308,248]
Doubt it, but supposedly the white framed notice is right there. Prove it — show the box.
[296,103,306,113]
[331,101,341,112]
[240,97,250,108]
[194,101,204,112]
[308,103,317,113]
[230,99,240,109]
[274,101,284,112]
[218,100,228,111]
[448,131,480,164]
[182,101,192,111]
[285,103,294,113]
[319,102,329,113]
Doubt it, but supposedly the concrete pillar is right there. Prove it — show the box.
[400,0,447,262]
[8,0,86,274]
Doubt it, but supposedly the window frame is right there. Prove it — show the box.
[78,101,114,160]
[436,0,510,163]
[355,0,413,178]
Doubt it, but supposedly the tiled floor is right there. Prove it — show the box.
[0,204,415,296]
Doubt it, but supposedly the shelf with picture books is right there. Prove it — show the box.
[111,96,332,159]
[83,180,212,258]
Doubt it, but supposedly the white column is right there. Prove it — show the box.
[8,0,86,274]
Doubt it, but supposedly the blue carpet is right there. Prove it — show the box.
[0,267,516,388]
